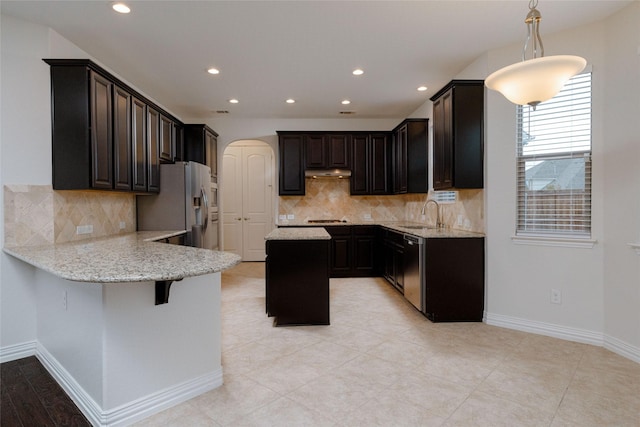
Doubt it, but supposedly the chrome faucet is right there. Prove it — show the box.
[421,199,442,228]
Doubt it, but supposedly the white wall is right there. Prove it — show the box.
[1,16,55,355]
[479,2,638,359]
[602,2,640,356]
[0,15,109,356]
[484,22,608,338]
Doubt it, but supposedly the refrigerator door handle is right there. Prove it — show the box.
[201,186,209,231]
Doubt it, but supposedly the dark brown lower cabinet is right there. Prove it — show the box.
[266,239,330,326]
[325,225,377,278]
[424,237,485,322]
[382,228,404,293]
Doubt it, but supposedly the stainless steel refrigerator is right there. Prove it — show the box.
[137,161,217,250]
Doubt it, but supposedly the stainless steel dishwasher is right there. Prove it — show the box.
[403,234,424,312]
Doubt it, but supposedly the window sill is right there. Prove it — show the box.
[511,235,597,248]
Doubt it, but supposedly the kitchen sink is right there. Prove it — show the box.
[400,225,435,230]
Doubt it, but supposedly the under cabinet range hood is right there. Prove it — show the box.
[305,169,352,178]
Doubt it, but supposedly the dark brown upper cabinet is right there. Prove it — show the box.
[44,59,181,193]
[131,96,148,192]
[392,119,428,194]
[147,107,161,193]
[113,85,132,191]
[183,124,218,181]
[277,132,306,195]
[159,114,174,163]
[305,133,351,169]
[350,133,391,195]
[431,80,484,190]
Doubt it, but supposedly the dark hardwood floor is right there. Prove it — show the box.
[1,356,90,426]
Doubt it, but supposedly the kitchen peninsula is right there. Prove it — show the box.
[3,232,241,426]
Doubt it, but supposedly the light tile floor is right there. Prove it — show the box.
[136,262,640,426]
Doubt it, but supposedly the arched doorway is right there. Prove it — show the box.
[222,140,274,261]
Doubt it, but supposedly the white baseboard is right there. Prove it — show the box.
[485,312,604,346]
[36,343,103,426]
[36,343,224,427]
[604,334,640,364]
[0,340,37,363]
[485,312,640,363]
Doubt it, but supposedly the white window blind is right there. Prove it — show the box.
[516,72,592,237]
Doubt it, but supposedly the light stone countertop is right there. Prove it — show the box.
[265,227,331,241]
[275,221,484,239]
[3,231,241,283]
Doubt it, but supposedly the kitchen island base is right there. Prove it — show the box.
[265,228,330,326]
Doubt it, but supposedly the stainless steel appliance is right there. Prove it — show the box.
[137,161,217,250]
[403,234,424,312]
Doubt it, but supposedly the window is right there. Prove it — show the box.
[516,72,592,238]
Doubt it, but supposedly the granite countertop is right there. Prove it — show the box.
[3,231,241,283]
[265,227,331,241]
[275,221,484,239]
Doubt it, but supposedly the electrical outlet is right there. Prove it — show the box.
[119,221,126,229]
[76,224,93,235]
[287,214,294,220]
[457,215,463,226]
[62,290,68,310]
[551,289,562,304]
[363,213,372,220]
[278,214,286,221]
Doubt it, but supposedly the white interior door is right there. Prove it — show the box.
[222,143,273,261]
[222,146,243,256]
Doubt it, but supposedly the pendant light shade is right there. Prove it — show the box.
[486,55,586,108]
[485,0,586,109]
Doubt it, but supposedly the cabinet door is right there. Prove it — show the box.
[90,71,113,189]
[173,123,183,162]
[113,86,132,191]
[147,107,160,193]
[326,134,350,168]
[132,97,147,192]
[433,89,453,190]
[393,125,408,194]
[278,134,305,195]
[353,226,376,276]
[370,134,390,194]
[325,226,352,277]
[159,114,173,162]
[305,134,326,168]
[350,134,369,195]
[206,129,217,180]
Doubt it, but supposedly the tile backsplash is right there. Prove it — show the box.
[4,185,135,247]
[278,178,484,233]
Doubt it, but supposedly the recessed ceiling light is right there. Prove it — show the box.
[341,100,351,105]
[207,68,220,75]
[417,86,428,92]
[352,69,364,76]
[229,99,239,104]
[112,2,130,13]
[286,99,296,104]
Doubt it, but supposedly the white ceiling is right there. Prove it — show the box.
[1,1,631,120]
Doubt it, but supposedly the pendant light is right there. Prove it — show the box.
[485,0,586,110]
